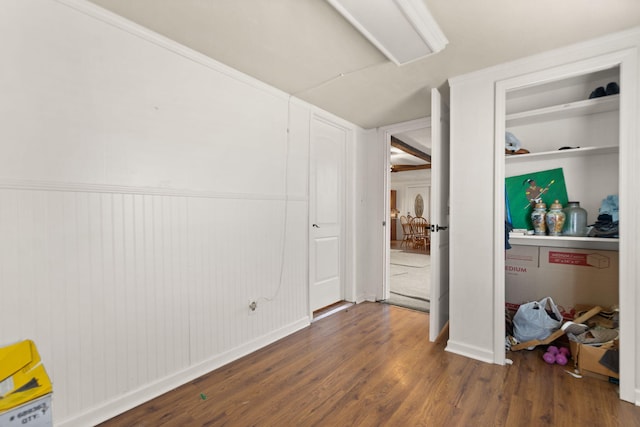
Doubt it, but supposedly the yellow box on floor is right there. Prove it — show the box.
[0,340,52,413]
[569,339,619,380]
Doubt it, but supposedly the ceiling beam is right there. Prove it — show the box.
[391,164,432,173]
[391,136,431,162]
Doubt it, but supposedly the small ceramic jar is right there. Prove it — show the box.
[546,200,566,236]
[531,201,547,235]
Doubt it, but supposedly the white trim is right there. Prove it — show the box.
[57,316,310,427]
[617,47,639,404]
[378,117,430,301]
[382,129,392,301]
[306,103,363,133]
[0,178,307,202]
[494,79,508,366]
[445,340,495,364]
[362,294,378,303]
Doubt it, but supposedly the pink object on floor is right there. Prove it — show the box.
[543,352,556,364]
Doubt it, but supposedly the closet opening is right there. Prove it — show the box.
[497,62,622,385]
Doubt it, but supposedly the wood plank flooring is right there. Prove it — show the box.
[99,302,640,426]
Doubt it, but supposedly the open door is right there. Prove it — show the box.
[429,88,450,341]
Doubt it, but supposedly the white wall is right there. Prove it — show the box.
[0,1,362,425]
[355,128,381,302]
[448,28,640,403]
[447,77,497,363]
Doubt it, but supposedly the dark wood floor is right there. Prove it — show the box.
[99,302,640,426]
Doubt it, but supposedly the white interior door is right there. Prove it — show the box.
[309,117,345,312]
[429,88,451,341]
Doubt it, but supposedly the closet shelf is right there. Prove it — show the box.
[506,94,619,127]
[509,235,618,251]
[505,145,618,163]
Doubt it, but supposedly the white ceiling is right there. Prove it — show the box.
[87,0,640,130]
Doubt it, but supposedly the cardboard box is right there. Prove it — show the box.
[506,246,619,310]
[505,245,540,308]
[0,393,52,427]
[569,340,619,380]
[0,340,53,416]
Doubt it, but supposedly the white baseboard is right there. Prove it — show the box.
[445,340,496,364]
[354,294,371,304]
[57,317,310,427]
[361,294,379,303]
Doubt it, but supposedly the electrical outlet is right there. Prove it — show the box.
[248,300,258,315]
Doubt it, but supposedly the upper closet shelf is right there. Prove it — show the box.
[505,146,618,163]
[506,94,619,127]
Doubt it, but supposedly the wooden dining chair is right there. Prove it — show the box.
[400,215,413,248]
[410,217,430,251]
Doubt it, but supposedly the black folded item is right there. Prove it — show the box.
[588,214,619,238]
[606,82,620,96]
[589,86,606,99]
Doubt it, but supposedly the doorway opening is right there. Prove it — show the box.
[384,122,432,313]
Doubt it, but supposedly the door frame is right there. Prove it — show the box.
[380,117,431,300]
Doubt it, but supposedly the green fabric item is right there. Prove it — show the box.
[505,168,569,230]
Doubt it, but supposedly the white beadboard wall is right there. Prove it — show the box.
[0,187,309,423]
[0,1,356,425]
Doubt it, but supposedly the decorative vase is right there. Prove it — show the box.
[546,200,566,236]
[563,201,588,236]
[531,201,547,235]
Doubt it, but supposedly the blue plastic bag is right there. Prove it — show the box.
[513,297,562,343]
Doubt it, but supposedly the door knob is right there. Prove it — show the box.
[312,224,320,228]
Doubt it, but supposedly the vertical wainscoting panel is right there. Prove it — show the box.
[0,188,194,419]
[0,186,309,423]
[184,196,308,366]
